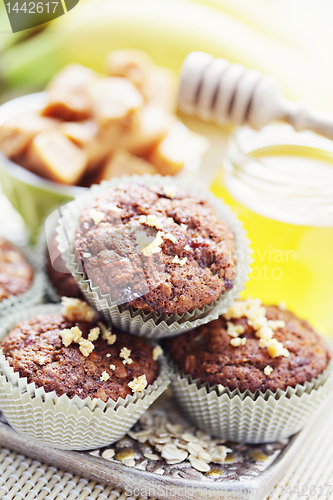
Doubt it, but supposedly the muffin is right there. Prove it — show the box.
[1,302,159,402]
[73,182,236,316]
[166,298,333,443]
[0,238,33,300]
[46,230,83,300]
[56,175,251,338]
[166,301,330,393]
[0,301,170,450]
[0,238,44,318]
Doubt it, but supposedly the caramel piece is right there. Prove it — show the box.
[42,64,98,121]
[105,50,177,113]
[119,105,173,156]
[89,77,144,131]
[60,120,98,148]
[60,120,110,172]
[148,123,209,176]
[142,67,177,113]
[26,129,87,185]
[105,49,153,88]
[95,149,157,183]
[0,112,58,158]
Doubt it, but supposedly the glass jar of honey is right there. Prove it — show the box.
[211,124,333,337]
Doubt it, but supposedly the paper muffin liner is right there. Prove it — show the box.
[56,174,252,338]
[0,304,171,450]
[37,222,67,304]
[169,354,333,444]
[0,241,46,318]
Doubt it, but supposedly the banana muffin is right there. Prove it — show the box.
[47,231,83,299]
[0,238,33,301]
[165,298,331,393]
[0,298,159,402]
[73,182,236,315]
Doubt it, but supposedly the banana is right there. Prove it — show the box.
[0,0,305,91]
[0,0,331,110]
[193,0,300,46]
[0,2,42,53]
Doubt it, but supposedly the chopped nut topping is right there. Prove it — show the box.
[110,364,116,370]
[267,320,286,330]
[98,322,116,345]
[14,267,27,277]
[139,214,164,230]
[61,297,95,322]
[223,298,290,359]
[83,252,91,258]
[226,322,245,338]
[90,210,105,224]
[100,370,110,382]
[128,374,148,392]
[230,337,246,347]
[261,338,290,358]
[163,233,177,243]
[60,326,82,347]
[172,255,187,266]
[180,223,187,230]
[184,244,190,251]
[120,347,133,365]
[140,231,164,256]
[152,345,163,361]
[264,365,273,376]
[5,251,20,263]
[106,353,111,358]
[163,185,177,199]
[79,338,95,357]
[88,327,100,342]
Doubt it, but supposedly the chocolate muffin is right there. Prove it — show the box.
[1,299,159,402]
[73,182,236,316]
[165,299,331,393]
[0,238,33,300]
[47,231,83,299]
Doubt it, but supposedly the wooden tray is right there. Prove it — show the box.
[0,390,331,500]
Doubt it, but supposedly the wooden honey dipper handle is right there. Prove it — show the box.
[178,52,333,141]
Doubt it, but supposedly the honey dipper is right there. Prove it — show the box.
[178,51,333,140]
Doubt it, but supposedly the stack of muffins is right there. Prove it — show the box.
[0,174,331,453]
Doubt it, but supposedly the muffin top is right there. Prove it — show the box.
[0,238,33,301]
[74,182,236,315]
[165,299,331,393]
[0,299,159,402]
[47,231,83,299]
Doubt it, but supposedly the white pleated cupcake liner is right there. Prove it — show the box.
[0,304,171,450]
[56,174,252,338]
[37,224,64,304]
[0,242,46,318]
[169,356,333,444]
